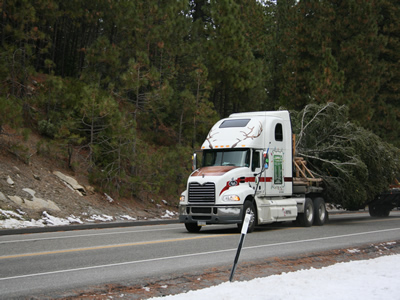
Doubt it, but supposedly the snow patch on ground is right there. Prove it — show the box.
[0,208,177,229]
[347,248,360,253]
[148,254,400,300]
[161,210,178,218]
[119,215,137,221]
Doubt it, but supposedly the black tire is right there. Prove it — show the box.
[381,207,391,217]
[369,204,391,217]
[238,201,257,233]
[297,198,314,227]
[313,197,327,226]
[369,204,379,217]
[185,222,202,233]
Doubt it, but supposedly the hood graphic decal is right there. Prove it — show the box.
[191,166,238,177]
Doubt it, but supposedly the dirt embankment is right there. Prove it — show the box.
[0,132,177,225]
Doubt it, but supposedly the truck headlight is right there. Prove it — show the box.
[222,195,240,202]
[180,195,185,203]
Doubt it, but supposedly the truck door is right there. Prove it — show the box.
[251,150,264,195]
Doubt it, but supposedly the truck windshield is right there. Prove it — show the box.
[202,149,250,167]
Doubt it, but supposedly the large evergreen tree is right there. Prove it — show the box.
[330,0,385,126]
[202,0,267,116]
[277,0,385,126]
[373,0,400,147]
[291,103,400,210]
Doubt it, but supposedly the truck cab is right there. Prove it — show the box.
[179,111,325,232]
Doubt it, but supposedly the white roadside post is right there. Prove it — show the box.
[229,213,251,282]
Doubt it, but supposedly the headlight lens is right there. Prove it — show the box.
[222,195,240,202]
[180,195,185,203]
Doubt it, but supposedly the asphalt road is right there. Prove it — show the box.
[1,211,399,299]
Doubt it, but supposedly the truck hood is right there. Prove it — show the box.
[191,166,239,177]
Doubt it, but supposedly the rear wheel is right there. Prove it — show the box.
[238,201,256,233]
[185,222,202,233]
[313,197,327,226]
[381,208,391,217]
[297,198,314,227]
[369,204,378,217]
[369,204,391,217]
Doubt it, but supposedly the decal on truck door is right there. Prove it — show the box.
[273,154,283,185]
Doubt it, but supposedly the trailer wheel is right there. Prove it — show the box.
[238,201,256,233]
[381,208,391,217]
[368,204,378,217]
[369,204,391,217]
[185,222,202,233]
[313,197,327,226]
[297,198,314,227]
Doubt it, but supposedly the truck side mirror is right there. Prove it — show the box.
[263,150,269,169]
[192,153,197,171]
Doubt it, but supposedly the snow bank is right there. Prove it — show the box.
[0,208,176,229]
[149,254,400,300]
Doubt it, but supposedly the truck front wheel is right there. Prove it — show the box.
[185,222,202,233]
[313,197,327,226]
[297,198,314,227]
[238,201,256,233]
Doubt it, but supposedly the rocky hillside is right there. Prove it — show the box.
[0,131,178,228]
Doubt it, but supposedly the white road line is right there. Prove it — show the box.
[244,227,400,251]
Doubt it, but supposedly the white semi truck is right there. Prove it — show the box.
[179,110,327,233]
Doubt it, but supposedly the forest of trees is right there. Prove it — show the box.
[1,0,399,206]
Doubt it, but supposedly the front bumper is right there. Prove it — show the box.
[179,204,243,224]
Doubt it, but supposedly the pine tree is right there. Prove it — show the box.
[291,103,400,210]
[373,0,400,146]
[263,0,295,110]
[0,0,44,97]
[205,0,266,116]
[330,0,385,126]
[277,0,385,126]
[278,0,327,109]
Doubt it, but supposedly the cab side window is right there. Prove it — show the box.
[252,150,261,172]
[275,123,283,142]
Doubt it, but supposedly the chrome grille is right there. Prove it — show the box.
[188,182,215,203]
